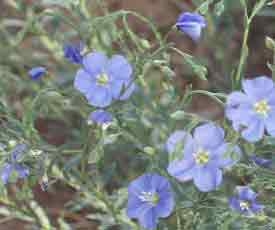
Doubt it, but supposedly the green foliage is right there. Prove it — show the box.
[0,0,274,229]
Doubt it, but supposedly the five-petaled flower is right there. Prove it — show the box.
[127,173,174,229]
[229,186,264,216]
[64,42,84,64]
[1,144,29,184]
[167,123,241,192]
[176,12,207,41]
[29,66,47,80]
[74,52,136,108]
[226,76,275,142]
[88,110,113,125]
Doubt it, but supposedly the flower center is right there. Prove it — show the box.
[240,201,250,211]
[139,191,159,206]
[254,100,270,117]
[96,73,109,86]
[195,150,209,165]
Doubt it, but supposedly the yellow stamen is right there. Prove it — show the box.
[96,73,109,86]
[254,100,270,117]
[195,150,209,165]
[240,201,250,211]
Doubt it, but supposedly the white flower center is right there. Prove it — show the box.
[96,73,109,86]
[194,149,209,165]
[240,201,250,211]
[254,100,270,117]
[138,191,159,205]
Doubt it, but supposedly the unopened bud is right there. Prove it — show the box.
[265,36,275,50]
[143,146,156,155]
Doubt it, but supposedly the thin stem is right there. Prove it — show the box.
[235,25,249,84]
[80,0,91,18]
[81,127,94,179]
[235,0,268,85]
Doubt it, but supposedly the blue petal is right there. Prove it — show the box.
[176,12,206,41]
[229,197,242,212]
[28,67,46,80]
[193,165,222,192]
[11,143,28,162]
[138,207,158,230]
[264,109,275,136]
[166,130,194,160]
[177,22,203,41]
[250,202,264,214]
[74,69,95,95]
[226,103,253,131]
[155,191,174,218]
[236,186,257,201]
[177,12,206,27]
[150,174,170,192]
[128,174,153,195]
[150,175,175,218]
[15,164,29,179]
[127,194,150,218]
[89,110,112,125]
[106,55,133,81]
[1,164,13,184]
[242,76,275,101]
[119,81,136,101]
[226,92,256,131]
[110,80,124,99]
[213,143,241,168]
[267,92,275,106]
[83,52,108,76]
[241,118,265,142]
[64,42,84,64]
[86,86,112,108]
[193,123,225,150]
[167,159,195,182]
[226,91,251,107]
[166,130,188,155]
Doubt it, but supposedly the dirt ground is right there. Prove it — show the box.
[1,0,274,229]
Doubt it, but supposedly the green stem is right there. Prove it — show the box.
[80,0,91,18]
[235,25,250,85]
[81,127,93,179]
[235,0,268,85]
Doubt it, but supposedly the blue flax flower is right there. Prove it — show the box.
[1,144,29,184]
[226,76,275,142]
[250,155,272,168]
[127,173,174,229]
[74,52,136,108]
[167,123,241,192]
[29,67,46,80]
[88,110,112,125]
[229,186,264,216]
[64,42,84,64]
[176,12,207,41]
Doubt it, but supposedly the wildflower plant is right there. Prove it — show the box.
[0,0,275,229]
[74,52,136,107]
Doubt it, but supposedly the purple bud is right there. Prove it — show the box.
[176,12,207,41]
[64,42,84,64]
[29,67,47,80]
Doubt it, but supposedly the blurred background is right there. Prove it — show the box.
[1,0,275,229]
